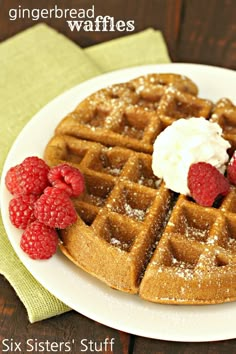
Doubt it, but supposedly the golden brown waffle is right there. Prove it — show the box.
[140,192,236,304]
[44,73,236,304]
[55,73,212,154]
[44,134,173,293]
[210,98,236,156]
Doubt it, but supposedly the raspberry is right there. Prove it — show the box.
[187,162,230,207]
[20,221,58,259]
[5,156,50,196]
[227,152,236,185]
[5,166,19,194]
[9,194,38,229]
[48,163,85,197]
[34,187,77,228]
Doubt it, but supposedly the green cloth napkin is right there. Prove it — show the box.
[0,23,170,323]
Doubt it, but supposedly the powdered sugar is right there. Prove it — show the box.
[124,202,146,221]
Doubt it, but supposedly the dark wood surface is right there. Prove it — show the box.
[1,0,236,353]
[1,0,236,69]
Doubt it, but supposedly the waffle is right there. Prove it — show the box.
[210,98,236,156]
[140,193,236,304]
[44,73,236,304]
[44,134,173,293]
[55,73,212,154]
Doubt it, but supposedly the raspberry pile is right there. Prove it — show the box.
[5,157,84,260]
[187,153,236,207]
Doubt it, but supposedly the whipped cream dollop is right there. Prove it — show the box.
[152,118,230,195]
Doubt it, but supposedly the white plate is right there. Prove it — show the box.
[1,64,236,342]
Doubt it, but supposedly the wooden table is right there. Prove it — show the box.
[1,1,236,353]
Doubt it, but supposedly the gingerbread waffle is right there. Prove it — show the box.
[44,73,236,304]
[140,192,236,304]
[55,73,212,154]
[44,134,173,292]
[210,98,236,156]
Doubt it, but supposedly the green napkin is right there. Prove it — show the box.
[0,23,170,323]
